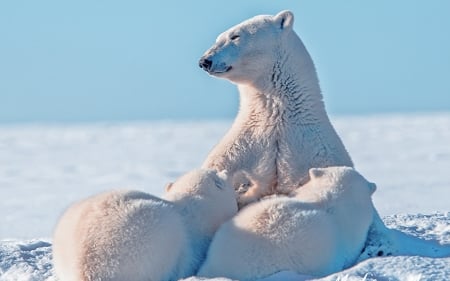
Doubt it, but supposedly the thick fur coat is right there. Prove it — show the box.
[52,169,237,281]
[198,167,376,280]
[199,11,353,206]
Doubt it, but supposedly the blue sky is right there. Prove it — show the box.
[1,1,449,123]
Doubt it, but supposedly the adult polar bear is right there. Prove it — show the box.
[199,10,353,206]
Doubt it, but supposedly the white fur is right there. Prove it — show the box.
[198,167,376,280]
[53,169,237,281]
[199,10,353,206]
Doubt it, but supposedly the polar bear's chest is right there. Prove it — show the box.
[248,120,351,189]
[238,126,279,171]
[273,128,318,191]
[239,124,312,189]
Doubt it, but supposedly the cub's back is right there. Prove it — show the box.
[53,190,187,281]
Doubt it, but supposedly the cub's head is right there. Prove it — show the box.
[165,169,234,199]
[164,169,238,233]
[199,10,294,84]
[296,166,376,207]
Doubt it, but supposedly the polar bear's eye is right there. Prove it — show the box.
[230,35,240,41]
[214,178,225,190]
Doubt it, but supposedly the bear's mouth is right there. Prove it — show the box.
[210,66,232,75]
[199,57,232,75]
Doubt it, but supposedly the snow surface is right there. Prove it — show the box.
[1,113,450,280]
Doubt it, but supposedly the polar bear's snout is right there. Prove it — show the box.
[199,39,238,76]
[199,57,212,71]
[199,55,232,75]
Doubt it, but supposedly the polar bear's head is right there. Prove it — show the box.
[295,166,377,248]
[165,169,234,199]
[164,169,238,234]
[295,166,376,208]
[199,10,294,84]
[301,167,377,258]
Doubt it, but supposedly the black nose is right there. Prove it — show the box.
[199,58,212,71]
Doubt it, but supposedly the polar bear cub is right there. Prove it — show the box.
[198,167,376,280]
[53,169,237,281]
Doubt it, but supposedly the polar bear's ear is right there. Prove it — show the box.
[368,182,377,194]
[217,170,228,182]
[309,168,325,179]
[165,182,174,192]
[217,170,228,181]
[274,10,294,30]
[215,170,231,189]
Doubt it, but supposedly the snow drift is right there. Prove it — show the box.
[1,114,450,280]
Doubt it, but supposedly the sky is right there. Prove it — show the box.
[0,1,449,123]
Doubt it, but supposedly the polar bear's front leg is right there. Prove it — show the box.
[237,184,266,208]
[236,174,276,208]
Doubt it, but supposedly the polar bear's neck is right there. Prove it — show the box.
[237,32,328,126]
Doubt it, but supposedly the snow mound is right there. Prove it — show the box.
[384,213,450,244]
[1,214,449,281]
[0,240,55,281]
[323,255,450,281]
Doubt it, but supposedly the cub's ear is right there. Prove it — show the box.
[217,170,228,181]
[274,10,294,30]
[309,168,325,179]
[165,182,174,192]
[215,170,229,190]
[368,182,377,194]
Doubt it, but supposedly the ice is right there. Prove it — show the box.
[1,113,450,280]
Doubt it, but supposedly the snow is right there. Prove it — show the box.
[1,113,450,280]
